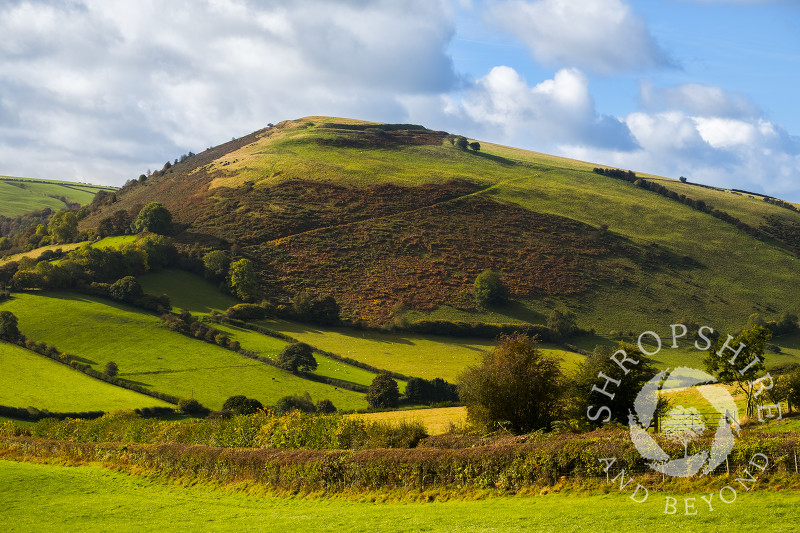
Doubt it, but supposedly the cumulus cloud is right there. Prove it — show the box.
[640,82,760,120]
[0,0,458,184]
[487,0,673,75]
[560,85,800,199]
[446,66,636,150]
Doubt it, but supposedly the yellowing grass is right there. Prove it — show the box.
[351,406,467,435]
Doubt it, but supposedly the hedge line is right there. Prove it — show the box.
[0,405,104,422]
[1,430,797,493]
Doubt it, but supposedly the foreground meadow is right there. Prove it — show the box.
[1,460,796,532]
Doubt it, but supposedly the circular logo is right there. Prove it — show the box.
[628,366,739,477]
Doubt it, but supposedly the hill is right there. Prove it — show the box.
[0,175,116,217]
[78,117,800,333]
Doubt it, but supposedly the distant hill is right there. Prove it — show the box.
[78,116,800,332]
[0,175,116,217]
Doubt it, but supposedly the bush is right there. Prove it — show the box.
[473,270,509,308]
[315,399,337,414]
[366,374,400,409]
[274,393,316,415]
[222,395,263,415]
[224,303,268,321]
[177,398,209,417]
[104,361,119,378]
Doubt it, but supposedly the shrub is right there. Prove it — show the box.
[274,393,316,415]
[177,398,209,417]
[473,269,508,308]
[315,399,337,414]
[222,395,263,415]
[224,303,268,321]
[104,361,119,378]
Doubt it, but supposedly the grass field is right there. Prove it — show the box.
[0,292,367,411]
[210,322,390,390]
[0,342,171,411]
[0,176,114,217]
[1,460,798,532]
[138,269,239,313]
[352,406,467,435]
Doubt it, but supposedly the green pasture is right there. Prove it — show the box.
[0,293,366,411]
[211,322,387,390]
[138,269,239,313]
[93,235,139,249]
[0,342,171,412]
[1,460,798,532]
[0,176,113,217]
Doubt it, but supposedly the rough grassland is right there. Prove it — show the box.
[0,342,171,411]
[1,460,798,532]
[0,293,366,411]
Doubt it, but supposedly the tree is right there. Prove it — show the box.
[277,342,318,372]
[367,373,400,409]
[222,395,263,415]
[458,333,563,433]
[570,342,662,426]
[203,250,229,281]
[455,136,469,150]
[703,324,772,418]
[104,361,119,378]
[310,295,340,325]
[228,258,258,301]
[547,309,577,340]
[473,269,508,308]
[48,211,78,243]
[679,176,687,183]
[0,311,22,342]
[109,276,144,303]
[132,202,172,235]
[404,377,430,404]
[469,142,481,152]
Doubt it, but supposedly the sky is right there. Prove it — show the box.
[1,0,799,200]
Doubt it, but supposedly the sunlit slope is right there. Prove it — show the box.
[0,176,115,217]
[0,293,367,411]
[78,117,800,331]
[0,342,172,412]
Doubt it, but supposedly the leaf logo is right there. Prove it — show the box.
[628,366,739,477]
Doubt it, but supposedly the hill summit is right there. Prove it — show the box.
[80,117,800,331]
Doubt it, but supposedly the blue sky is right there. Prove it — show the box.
[1,0,799,200]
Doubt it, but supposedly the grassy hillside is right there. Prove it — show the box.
[0,293,367,411]
[0,175,115,217]
[76,117,800,334]
[0,342,171,412]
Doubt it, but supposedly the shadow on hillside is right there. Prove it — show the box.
[471,151,517,167]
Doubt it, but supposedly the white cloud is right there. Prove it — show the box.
[487,0,672,74]
[445,66,635,149]
[561,100,800,199]
[0,0,458,184]
[640,82,760,119]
